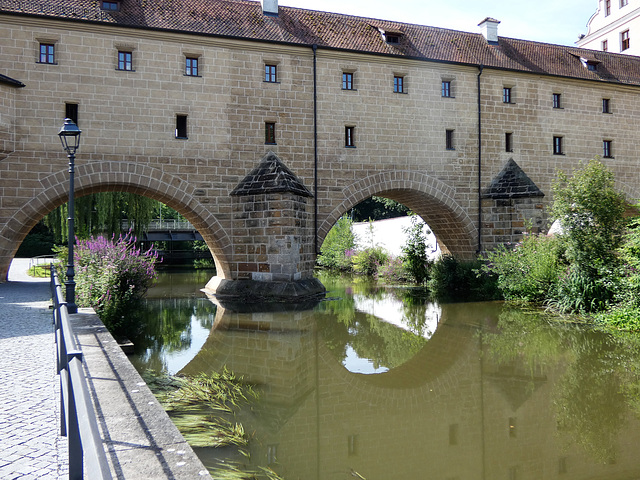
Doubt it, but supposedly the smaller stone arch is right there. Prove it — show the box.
[0,161,232,280]
[319,171,477,258]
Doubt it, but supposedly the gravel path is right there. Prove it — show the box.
[0,258,68,479]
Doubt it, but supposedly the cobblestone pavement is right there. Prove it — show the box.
[0,259,68,479]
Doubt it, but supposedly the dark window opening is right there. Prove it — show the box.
[386,34,400,44]
[603,140,613,158]
[345,126,355,147]
[65,103,78,125]
[553,93,562,108]
[553,136,564,155]
[603,98,611,113]
[175,115,188,139]
[505,132,513,152]
[503,87,512,103]
[265,122,276,144]
[446,129,455,150]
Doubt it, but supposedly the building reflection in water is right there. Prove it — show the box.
[132,278,640,479]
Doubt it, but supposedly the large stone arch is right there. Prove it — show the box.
[0,160,232,281]
[319,171,478,258]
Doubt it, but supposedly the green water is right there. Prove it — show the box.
[130,270,640,479]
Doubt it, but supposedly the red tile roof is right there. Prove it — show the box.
[3,0,640,85]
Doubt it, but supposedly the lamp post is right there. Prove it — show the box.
[58,118,82,314]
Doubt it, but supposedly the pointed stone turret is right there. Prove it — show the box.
[205,151,324,305]
[483,158,544,199]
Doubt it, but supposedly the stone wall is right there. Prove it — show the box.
[2,14,640,289]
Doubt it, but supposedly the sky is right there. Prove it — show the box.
[279,0,599,47]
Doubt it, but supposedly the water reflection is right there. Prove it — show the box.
[130,271,640,479]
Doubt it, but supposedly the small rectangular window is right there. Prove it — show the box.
[345,126,355,147]
[101,1,119,10]
[503,87,512,104]
[442,80,452,98]
[65,103,78,125]
[603,98,611,113]
[118,51,133,71]
[39,43,55,64]
[622,30,630,51]
[553,93,562,109]
[446,129,455,150]
[505,132,513,152]
[185,57,199,76]
[175,114,188,139]
[602,39,608,52]
[553,136,563,155]
[265,122,276,144]
[342,72,354,90]
[265,64,277,83]
[621,0,629,7]
[386,34,400,44]
[605,0,611,16]
[394,76,404,93]
[603,140,613,158]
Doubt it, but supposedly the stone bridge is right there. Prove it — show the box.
[3,3,640,300]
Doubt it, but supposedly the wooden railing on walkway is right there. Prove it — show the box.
[51,270,112,480]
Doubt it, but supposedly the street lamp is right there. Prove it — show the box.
[58,118,82,313]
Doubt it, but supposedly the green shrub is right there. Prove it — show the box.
[352,247,388,277]
[401,215,432,284]
[317,216,356,271]
[484,234,563,303]
[377,255,410,283]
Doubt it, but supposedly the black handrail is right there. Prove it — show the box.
[51,270,112,480]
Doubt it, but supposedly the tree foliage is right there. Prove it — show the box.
[317,216,357,270]
[401,215,432,284]
[349,196,409,222]
[45,192,157,243]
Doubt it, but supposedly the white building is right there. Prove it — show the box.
[577,0,640,54]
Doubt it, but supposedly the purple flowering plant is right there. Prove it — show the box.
[74,231,159,334]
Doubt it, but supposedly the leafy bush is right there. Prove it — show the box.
[352,247,388,277]
[74,232,158,336]
[377,256,410,283]
[548,158,626,312]
[484,234,563,303]
[317,216,357,271]
[401,216,432,284]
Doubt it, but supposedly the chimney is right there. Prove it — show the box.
[261,0,278,16]
[478,17,500,45]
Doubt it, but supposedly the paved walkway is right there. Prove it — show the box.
[0,258,68,479]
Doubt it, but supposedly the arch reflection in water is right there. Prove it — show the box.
[130,272,640,479]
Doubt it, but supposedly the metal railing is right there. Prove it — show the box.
[51,270,112,480]
[121,219,196,231]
